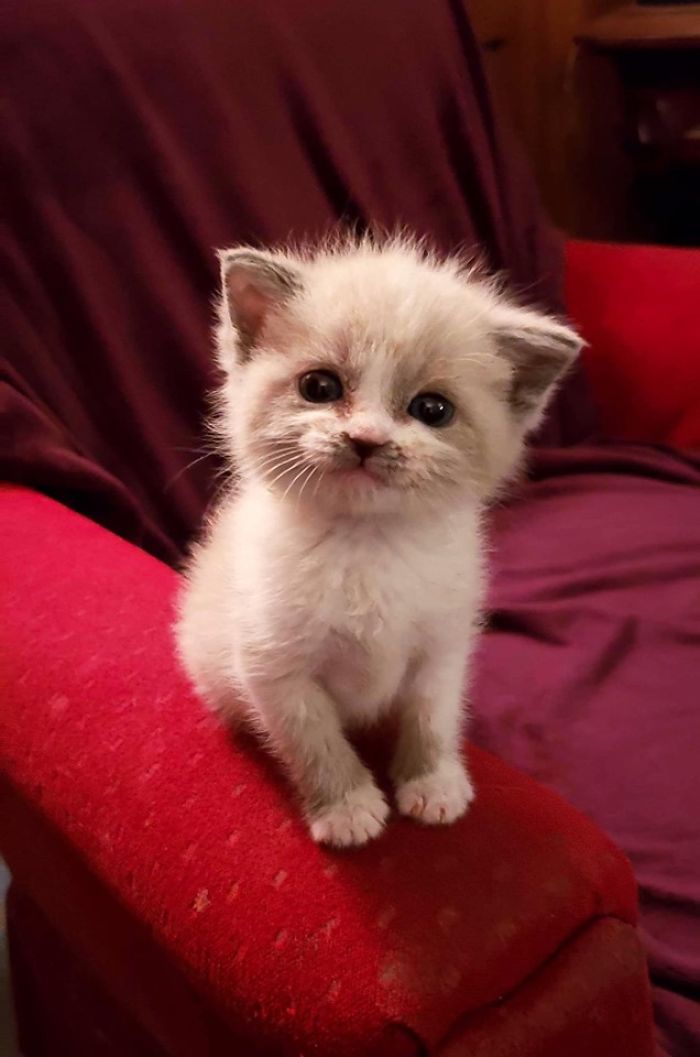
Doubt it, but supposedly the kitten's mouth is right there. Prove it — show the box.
[333,464,382,485]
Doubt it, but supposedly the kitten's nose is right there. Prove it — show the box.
[347,436,381,463]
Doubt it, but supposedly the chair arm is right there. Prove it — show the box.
[0,487,647,1057]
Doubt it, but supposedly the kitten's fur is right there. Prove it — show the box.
[176,236,581,847]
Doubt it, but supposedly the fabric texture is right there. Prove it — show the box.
[566,240,700,449]
[0,488,653,1057]
[7,887,654,1057]
[473,442,700,1057]
[0,0,595,566]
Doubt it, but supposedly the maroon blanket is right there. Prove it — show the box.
[480,444,700,1057]
[0,0,593,563]
[1,1,697,1054]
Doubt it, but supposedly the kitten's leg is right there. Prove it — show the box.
[392,647,475,825]
[247,674,389,848]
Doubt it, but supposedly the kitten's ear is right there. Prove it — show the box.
[219,248,302,361]
[490,302,583,427]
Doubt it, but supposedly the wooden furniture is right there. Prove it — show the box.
[468,0,624,234]
[469,1,700,243]
[577,3,700,48]
[575,4,700,244]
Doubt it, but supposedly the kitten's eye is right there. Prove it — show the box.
[407,392,454,428]
[298,370,343,404]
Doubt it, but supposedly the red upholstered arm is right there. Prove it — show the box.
[0,487,654,1057]
[565,239,700,449]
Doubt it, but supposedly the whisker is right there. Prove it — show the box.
[254,440,299,454]
[248,448,300,473]
[267,458,308,488]
[164,451,216,492]
[296,464,318,506]
[281,461,313,501]
[241,449,301,476]
[201,475,236,521]
[312,468,326,499]
[258,453,306,476]
[172,444,219,456]
[245,443,300,468]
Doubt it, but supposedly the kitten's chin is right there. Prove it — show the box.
[322,469,393,511]
[294,465,402,516]
[313,473,461,519]
[331,465,382,486]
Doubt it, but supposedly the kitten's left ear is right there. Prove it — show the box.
[490,302,584,427]
[219,247,302,361]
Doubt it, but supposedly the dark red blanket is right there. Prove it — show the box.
[0,0,593,563]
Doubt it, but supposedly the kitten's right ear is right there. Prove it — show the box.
[218,248,302,362]
[489,301,583,429]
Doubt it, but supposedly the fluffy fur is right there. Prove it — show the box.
[176,235,581,847]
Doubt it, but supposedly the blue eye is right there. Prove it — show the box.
[407,392,454,427]
[298,370,343,403]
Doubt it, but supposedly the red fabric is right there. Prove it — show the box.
[566,240,700,449]
[8,886,171,1057]
[440,918,655,1057]
[7,888,655,1057]
[474,443,700,1057]
[0,487,652,1057]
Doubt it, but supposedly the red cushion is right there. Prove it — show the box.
[0,487,653,1056]
[566,240,700,448]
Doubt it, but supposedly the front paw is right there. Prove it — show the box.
[309,783,389,848]
[396,761,474,826]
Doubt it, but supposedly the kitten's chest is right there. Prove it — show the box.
[310,536,428,716]
[315,533,420,638]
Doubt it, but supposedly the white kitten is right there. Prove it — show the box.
[175,236,580,848]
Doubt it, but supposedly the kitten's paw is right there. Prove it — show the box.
[396,761,474,826]
[309,784,389,848]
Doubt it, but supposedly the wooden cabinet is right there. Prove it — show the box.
[466,0,670,237]
[576,4,700,244]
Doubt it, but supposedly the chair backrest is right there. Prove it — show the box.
[0,0,592,562]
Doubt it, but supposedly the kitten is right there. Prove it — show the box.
[175,236,581,848]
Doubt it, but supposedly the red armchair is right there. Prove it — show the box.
[3,0,699,1054]
[8,236,698,1055]
[1,478,653,1057]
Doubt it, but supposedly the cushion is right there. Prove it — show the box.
[566,240,700,449]
[473,443,700,1056]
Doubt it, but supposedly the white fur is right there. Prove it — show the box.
[176,236,581,847]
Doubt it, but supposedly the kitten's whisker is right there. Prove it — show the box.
[312,468,326,500]
[247,446,300,473]
[296,464,318,506]
[248,455,298,478]
[172,443,219,456]
[202,475,235,520]
[261,453,306,475]
[248,440,296,456]
[252,449,300,471]
[244,449,301,476]
[267,458,308,489]
[254,441,299,457]
[257,438,298,452]
[281,461,313,501]
[164,451,216,491]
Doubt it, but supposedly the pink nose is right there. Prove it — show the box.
[347,436,381,462]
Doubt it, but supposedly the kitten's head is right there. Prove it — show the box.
[214,237,581,517]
